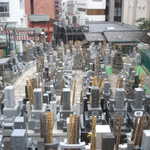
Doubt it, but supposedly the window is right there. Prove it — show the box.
[115,0,122,8]
[114,8,121,16]
[114,0,122,22]
[20,0,24,9]
[0,2,9,17]
[30,0,34,14]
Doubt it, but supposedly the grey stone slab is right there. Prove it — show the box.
[4,86,15,108]
[33,88,43,110]
[4,104,19,118]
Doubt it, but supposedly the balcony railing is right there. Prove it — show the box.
[0,12,9,17]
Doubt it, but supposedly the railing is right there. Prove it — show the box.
[0,12,9,17]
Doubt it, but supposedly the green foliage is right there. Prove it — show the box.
[136,18,150,30]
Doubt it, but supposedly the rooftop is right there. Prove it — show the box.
[88,21,139,33]
[83,22,149,43]
[84,33,104,41]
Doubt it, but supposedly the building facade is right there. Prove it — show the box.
[75,1,87,25]
[0,0,26,27]
[86,0,106,22]
[55,0,61,20]
[60,0,77,25]
[106,0,123,22]
[25,0,55,42]
[60,0,106,26]
[122,0,150,25]
[0,0,26,55]
[106,0,150,25]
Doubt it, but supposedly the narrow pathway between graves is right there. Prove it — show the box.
[71,70,84,105]
[109,74,118,96]
[14,62,36,101]
[74,70,84,104]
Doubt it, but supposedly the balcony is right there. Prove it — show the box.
[0,12,9,17]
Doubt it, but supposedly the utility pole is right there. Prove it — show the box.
[4,23,9,56]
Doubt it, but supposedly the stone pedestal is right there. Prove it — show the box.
[60,142,85,150]
[33,88,43,110]
[90,86,100,108]
[115,88,125,110]
[61,88,71,110]
[131,88,145,111]
[4,104,19,118]
[14,116,26,129]
[45,143,59,150]
[88,104,102,118]
[31,104,47,120]
[11,129,27,150]
[96,125,111,150]
[28,104,47,131]
[4,86,15,108]
[141,130,150,150]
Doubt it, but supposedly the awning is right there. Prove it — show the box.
[84,33,104,41]
[29,15,50,22]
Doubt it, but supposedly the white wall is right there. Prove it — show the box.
[122,0,150,25]
[86,0,106,22]
[87,15,106,22]
[136,0,150,21]
[0,0,26,27]
[86,0,106,9]
[0,0,26,54]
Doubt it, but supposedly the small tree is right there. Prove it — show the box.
[136,18,150,30]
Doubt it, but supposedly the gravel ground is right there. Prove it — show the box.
[14,61,36,101]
